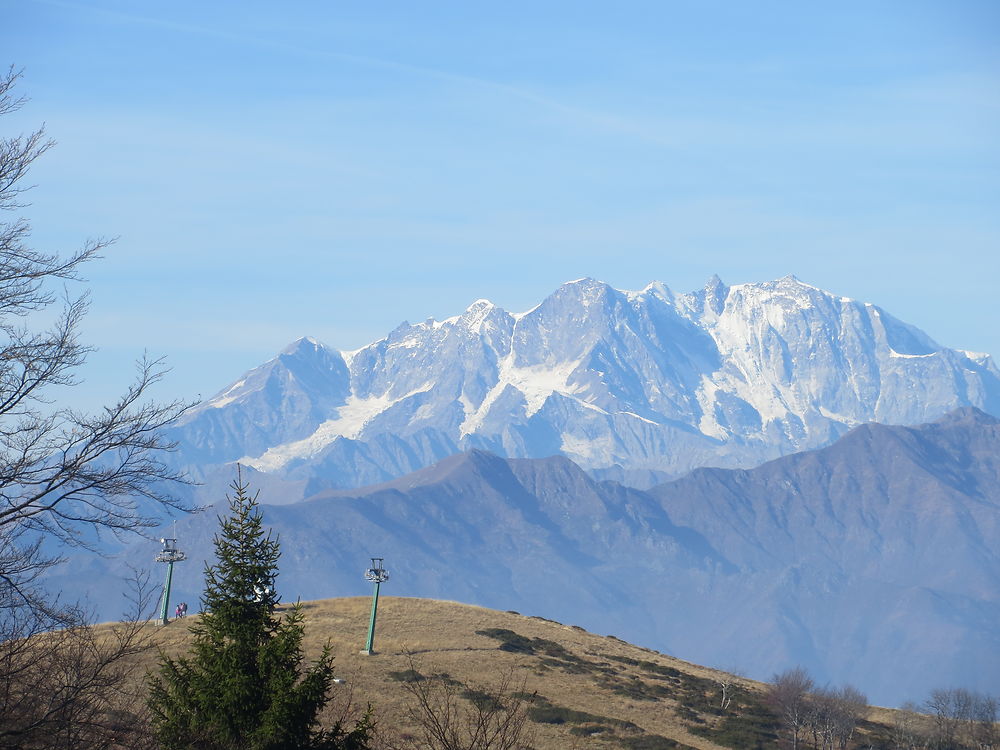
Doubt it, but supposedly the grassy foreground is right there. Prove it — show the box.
[128,596,900,749]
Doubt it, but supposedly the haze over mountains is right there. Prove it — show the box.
[170,275,1000,494]
[52,276,999,708]
[69,407,1000,707]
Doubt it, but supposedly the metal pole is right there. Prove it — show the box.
[362,580,380,654]
[158,560,174,626]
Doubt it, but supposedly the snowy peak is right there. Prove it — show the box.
[701,274,728,316]
[552,276,619,310]
[280,335,327,356]
[722,274,837,316]
[197,336,345,408]
[459,298,512,335]
[510,277,633,368]
[170,334,352,466]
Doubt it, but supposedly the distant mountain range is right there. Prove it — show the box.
[167,275,1000,494]
[61,407,1000,707]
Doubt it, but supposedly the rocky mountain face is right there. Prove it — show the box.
[168,276,1000,495]
[63,408,1000,707]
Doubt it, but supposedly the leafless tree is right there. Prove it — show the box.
[806,687,837,750]
[768,666,814,750]
[801,682,868,750]
[970,693,997,750]
[0,66,190,748]
[0,64,189,535]
[0,570,159,749]
[891,701,930,750]
[830,684,868,750]
[925,688,963,749]
[924,687,998,750]
[390,655,534,750]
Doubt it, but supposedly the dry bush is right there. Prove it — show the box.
[387,654,534,750]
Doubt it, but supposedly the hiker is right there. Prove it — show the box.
[175,603,182,619]
[180,602,188,617]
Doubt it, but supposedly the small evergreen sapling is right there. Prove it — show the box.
[147,472,371,749]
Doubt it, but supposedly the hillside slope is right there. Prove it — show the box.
[142,596,900,750]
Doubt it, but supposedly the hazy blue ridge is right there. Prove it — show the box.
[55,407,1000,708]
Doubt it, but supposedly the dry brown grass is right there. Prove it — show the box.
[105,596,901,750]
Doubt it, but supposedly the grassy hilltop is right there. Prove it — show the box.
[139,596,902,750]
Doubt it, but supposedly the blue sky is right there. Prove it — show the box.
[3,0,999,410]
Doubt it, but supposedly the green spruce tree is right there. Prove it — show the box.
[147,471,371,750]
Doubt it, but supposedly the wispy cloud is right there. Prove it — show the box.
[30,0,703,148]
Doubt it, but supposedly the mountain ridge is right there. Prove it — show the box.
[168,276,1000,494]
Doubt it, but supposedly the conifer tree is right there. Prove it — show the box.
[147,471,371,750]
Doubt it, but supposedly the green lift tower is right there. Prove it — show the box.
[360,557,389,655]
[155,536,186,626]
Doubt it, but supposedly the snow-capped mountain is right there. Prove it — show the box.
[170,275,1000,491]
